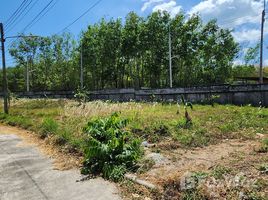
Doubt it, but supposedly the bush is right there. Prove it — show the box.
[39,117,59,138]
[81,113,142,182]
[74,87,88,105]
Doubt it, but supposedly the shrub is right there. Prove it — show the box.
[74,87,88,105]
[81,113,142,182]
[39,117,59,138]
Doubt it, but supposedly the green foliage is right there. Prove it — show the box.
[39,117,59,138]
[179,96,193,126]
[176,127,210,147]
[3,11,238,91]
[177,118,192,129]
[74,87,88,104]
[81,113,142,182]
[232,65,257,79]
[244,43,260,65]
[210,94,220,107]
[0,113,33,129]
[211,165,231,179]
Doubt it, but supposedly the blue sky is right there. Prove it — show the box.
[0,0,267,66]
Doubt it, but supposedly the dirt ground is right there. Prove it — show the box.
[1,124,267,199]
[130,135,268,199]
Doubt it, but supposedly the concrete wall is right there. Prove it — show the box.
[3,84,268,106]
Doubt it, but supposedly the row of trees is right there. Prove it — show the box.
[1,11,247,91]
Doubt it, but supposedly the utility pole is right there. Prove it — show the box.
[26,60,29,92]
[80,43,83,88]
[169,24,173,88]
[260,0,266,84]
[0,23,9,114]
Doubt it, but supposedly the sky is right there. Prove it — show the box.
[0,0,267,66]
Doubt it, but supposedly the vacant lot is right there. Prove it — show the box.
[0,99,267,199]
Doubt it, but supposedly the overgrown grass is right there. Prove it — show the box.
[1,99,268,150]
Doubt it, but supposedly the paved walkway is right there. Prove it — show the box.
[0,134,121,200]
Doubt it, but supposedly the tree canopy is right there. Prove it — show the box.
[4,11,239,92]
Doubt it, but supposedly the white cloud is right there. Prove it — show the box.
[141,0,265,45]
[152,1,182,17]
[141,0,164,12]
[141,0,182,17]
[188,0,262,28]
[232,29,260,43]
[232,23,268,44]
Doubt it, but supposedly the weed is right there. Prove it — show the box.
[246,192,266,200]
[180,96,193,125]
[210,94,220,107]
[211,165,231,179]
[39,117,59,138]
[177,118,192,129]
[176,128,210,147]
[74,87,88,105]
[191,171,209,180]
[81,113,142,182]
[219,123,237,134]
[258,164,268,174]
[257,139,268,153]
[180,189,204,200]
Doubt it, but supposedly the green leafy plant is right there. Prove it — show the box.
[74,87,88,105]
[178,96,193,127]
[81,113,142,182]
[210,94,220,107]
[258,164,268,175]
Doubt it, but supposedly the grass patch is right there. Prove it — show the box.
[0,113,33,129]
[1,99,268,150]
[39,117,59,138]
[211,165,232,179]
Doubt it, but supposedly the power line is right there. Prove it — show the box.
[6,0,58,48]
[6,0,41,34]
[57,0,103,34]
[5,0,33,29]
[5,0,28,25]
[20,0,57,33]
[21,0,58,33]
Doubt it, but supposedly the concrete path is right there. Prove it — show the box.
[0,134,121,200]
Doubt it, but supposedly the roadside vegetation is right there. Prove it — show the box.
[0,98,267,199]
[2,99,267,149]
